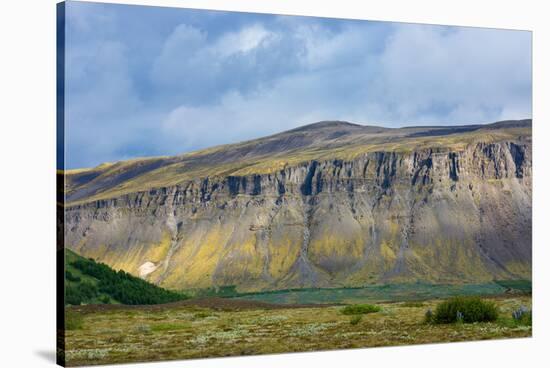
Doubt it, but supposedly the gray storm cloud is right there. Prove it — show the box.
[64,2,532,169]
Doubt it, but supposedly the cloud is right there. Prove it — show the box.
[370,25,532,124]
[65,1,116,35]
[215,24,273,56]
[150,22,306,105]
[63,3,532,168]
[65,38,144,166]
[160,23,532,148]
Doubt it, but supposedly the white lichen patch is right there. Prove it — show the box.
[190,327,250,345]
[248,315,288,325]
[289,322,339,337]
[65,348,110,361]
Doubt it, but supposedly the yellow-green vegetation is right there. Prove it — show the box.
[401,301,425,308]
[308,223,365,267]
[63,295,531,366]
[65,311,84,331]
[349,315,363,325]
[341,304,382,315]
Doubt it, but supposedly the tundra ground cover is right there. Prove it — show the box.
[64,295,531,366]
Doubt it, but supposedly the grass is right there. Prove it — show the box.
[193,311,213,319]
[349,315,362,325]
[65,312,84,331]
[232,282,514,305]
[63,295,531,366]
[401,302,425,308]
[341,304,381,315]
[150,322,191,332]
[494,280,532,293]
[183,281,529,305]
[497,315,532,329]
[515,310,532,326]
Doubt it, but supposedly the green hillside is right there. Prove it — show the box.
[64,249,187,305]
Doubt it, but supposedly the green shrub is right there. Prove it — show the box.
[432,296,498,324]
[65,270,81,282]
[65,312,84,330]
[65,282,98,305]
[65,286,83,306]
[401,301,425,308]
[100,295,110,304]
[193,311,212,319]
[70,257,187,305]
[350,315,362,325]
[341,304,381,315]
[193,285,239,298]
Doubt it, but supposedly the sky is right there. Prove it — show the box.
[62,1,532,169]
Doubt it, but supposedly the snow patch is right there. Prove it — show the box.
[138,261,158,278]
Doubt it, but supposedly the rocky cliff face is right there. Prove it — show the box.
[63,121,532,291]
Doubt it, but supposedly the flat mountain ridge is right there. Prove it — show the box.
[63,119,532,292]
[64,119,531,205]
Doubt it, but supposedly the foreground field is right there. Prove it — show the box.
[64,295,531,366]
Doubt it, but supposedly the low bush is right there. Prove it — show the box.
[193,311,214,320]
[341,304,381,315]
[431,296,498,324]
[65,282,98,305]
[100,295,110,304]
[401,301,425,308]
[65,270,81,283]
[350,315,363,325]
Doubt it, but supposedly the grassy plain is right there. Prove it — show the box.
[64,294,531,366]
[230,282,526,305]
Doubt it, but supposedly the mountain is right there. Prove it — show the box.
[61,119,532,291]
